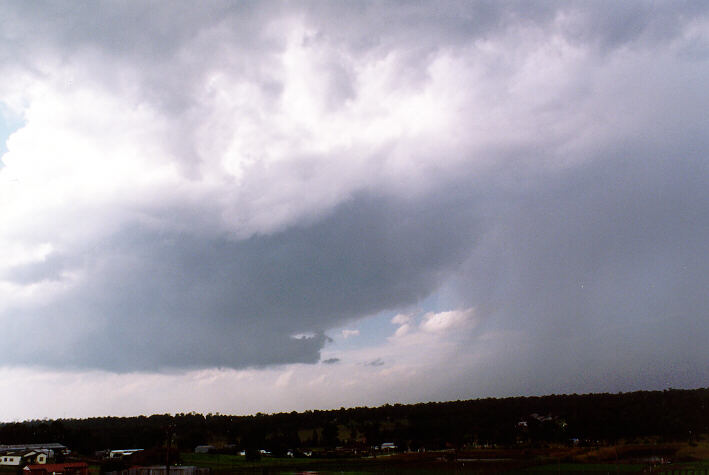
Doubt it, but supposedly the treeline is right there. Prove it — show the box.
[1,388,707,455]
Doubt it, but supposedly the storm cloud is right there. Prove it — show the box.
[1,192,479,370]
[1,0,708,397]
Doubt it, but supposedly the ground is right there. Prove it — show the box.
[172,441,709,473]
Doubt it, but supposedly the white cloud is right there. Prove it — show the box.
[390,313,412,325]
[341,329,360,339]
[0,307,485,419]
[0,1,707,418]
[420,308,476,333]
[393,324,411,338]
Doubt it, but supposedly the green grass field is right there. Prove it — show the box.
[179,452,480,473]
[178,449,709,474]
[180,452,362,471]
[523,463,646,472]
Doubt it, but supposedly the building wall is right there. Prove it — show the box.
[0,455,21,466]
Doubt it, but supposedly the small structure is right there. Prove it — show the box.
[379,442,397,452]
[0,450,48,466]
[0,444,69,456]
[23,462,88,475]
[109,449,144,458]
[0,453,23,466]
[193,445,215,454]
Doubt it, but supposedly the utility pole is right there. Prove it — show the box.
[166,422,175,475]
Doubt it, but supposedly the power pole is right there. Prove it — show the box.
[166,422,175,475]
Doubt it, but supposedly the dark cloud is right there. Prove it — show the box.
[1,191,479,371]
[1,0,708,394]
[450,141,709,394]
[365,358,385,367]
[321,358,340,365]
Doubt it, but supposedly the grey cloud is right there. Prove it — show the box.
[365,358,385,367]
[5,2,708,65]
[3,254,70,285]
[321,358,340,365]
[1,0,709,394]
[560,1,709,52]
[449,144,709,394]
[1,191,480,371]
[9,1,704,101]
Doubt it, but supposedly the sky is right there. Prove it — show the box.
[0,1,708,421]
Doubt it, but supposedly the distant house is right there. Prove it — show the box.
[109,449,144,458]
[193,445,215,454]
[23,462,87,475]
[378,442,397,452]
[0,453,23,466]
[0,450,48,466]
[0,444,69,456]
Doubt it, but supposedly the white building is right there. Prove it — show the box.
[0,451,48,466]
[109,449,144,458]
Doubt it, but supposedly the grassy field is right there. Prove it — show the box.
[179,452,499,473]
[180,452,367,472]
[176,443,709,474]
[523,463,646,472]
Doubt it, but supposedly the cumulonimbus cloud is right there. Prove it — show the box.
[0,1,708,380]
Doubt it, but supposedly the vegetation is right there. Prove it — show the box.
[0,388,706,457]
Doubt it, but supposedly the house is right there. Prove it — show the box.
[109,449,144,458]
[27,451,48,465]
[0,444,69,456]
[193,445,215,454]
[0,453,23,466]
[377,442,397,452]
[23,462,88,475]
[0,450,48,466]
